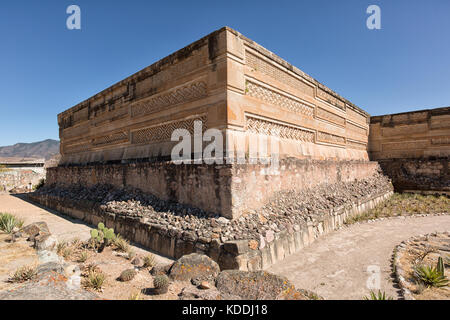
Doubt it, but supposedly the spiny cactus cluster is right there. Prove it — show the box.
[153,274,169,294]
[119,269,137,282]
[90,222,116,252]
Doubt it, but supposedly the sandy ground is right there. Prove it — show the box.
[267,215,450,300]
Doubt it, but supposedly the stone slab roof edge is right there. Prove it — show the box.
[370,106,450,123]
[59,26,369,118]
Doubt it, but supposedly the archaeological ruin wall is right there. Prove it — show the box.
[369,107,450,192]
[29,27,398,270]
[47,27,380,219]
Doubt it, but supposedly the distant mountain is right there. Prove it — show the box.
[0,139,60,160]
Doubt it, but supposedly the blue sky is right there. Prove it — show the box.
[0,0,449,146]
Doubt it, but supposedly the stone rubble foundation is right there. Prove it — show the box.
[28,177,393,270]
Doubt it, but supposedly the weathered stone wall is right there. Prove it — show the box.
[369,107,450,192]
[369,107,450,159]
[47,162,233,217]
[46,159,380,218]
[229,160,381,216]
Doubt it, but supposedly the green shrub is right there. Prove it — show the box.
[414,264,449,288]
[363,290,393,300]
[0,213,24,234]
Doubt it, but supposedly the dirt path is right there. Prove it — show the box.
[0,194,173,260]
[267,215,450,300]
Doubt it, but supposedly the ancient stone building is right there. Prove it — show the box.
[50,27,377,219]
[29,27,449,270]
[0,158,45,191]
[370,107,450,192]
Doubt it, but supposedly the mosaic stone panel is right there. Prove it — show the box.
[246,116,315,142]
[131,82,207,117]
[245,81,314,118]
[92,131,129,147]
[131,115,207,144]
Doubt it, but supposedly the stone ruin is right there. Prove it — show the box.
[29,27,449,271]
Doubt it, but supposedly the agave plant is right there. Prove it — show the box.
[363,290,393,300]
[414,264,449,288]
[0,213,24,234]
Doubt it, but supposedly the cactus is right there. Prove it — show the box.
[153,274,169,294]
[119,269,137,282]
[90,223,116,252]
[104,228,115,240]
[90,229,99,240]
[437,256,445,276]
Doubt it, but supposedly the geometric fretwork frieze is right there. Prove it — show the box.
[246,81,314,118]
[131,115,207,144]
[131,81,207,117]
[246,116,315,142]
[92,131,129,147]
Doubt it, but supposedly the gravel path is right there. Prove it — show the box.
[267,215,450,300]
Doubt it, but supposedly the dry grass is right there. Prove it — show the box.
[346,193,449,224]
[9,265,37,283]
[112,235,130,252]
[82,270,105,291]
